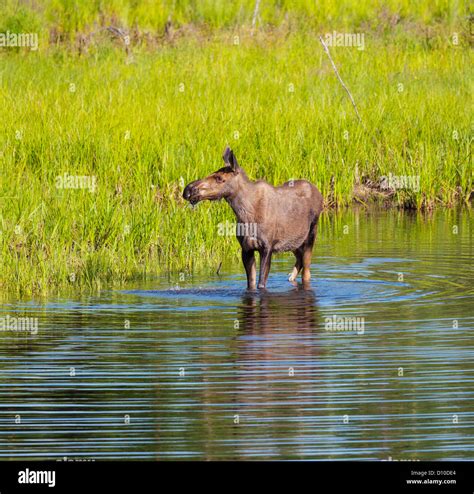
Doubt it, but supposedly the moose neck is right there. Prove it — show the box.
[225,173,258,224]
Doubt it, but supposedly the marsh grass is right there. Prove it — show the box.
[0,1,472,293]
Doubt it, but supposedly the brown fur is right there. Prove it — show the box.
[183,147,323,290]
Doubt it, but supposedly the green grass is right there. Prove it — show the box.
[0,0,469,35]
[0,1,472,293]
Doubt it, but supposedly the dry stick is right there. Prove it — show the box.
[251,0,261,36]
[319,36,364,128]
[319,36,382,203]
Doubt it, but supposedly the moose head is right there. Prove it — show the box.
[182,147,244,205]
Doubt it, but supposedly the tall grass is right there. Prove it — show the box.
[0,1,472,293]
[0,0,468,36]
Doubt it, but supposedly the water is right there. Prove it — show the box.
[0,209,472,460]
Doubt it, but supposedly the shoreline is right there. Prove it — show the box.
[1,205,471,295]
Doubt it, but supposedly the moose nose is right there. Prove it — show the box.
[183,183,194,200]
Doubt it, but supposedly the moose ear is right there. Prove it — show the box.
[222,146,239,172]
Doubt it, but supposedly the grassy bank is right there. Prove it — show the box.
[0,1,472,293]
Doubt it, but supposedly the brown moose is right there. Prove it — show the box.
[183,147,323,290]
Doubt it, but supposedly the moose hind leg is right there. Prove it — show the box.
[302,221,318,283]
[289,248,303,282]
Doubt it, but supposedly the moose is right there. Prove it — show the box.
[183,147,323,290]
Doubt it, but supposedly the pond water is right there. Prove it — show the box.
[0,209,472,460]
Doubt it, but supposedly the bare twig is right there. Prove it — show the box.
[319,35,364,127]
[251,0,261,36]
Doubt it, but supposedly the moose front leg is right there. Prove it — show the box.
[258,248,272,289]
[242,249,256,290]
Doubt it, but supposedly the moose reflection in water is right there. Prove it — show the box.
[239,285,319,335]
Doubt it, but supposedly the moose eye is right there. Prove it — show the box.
[215,175,225,183]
